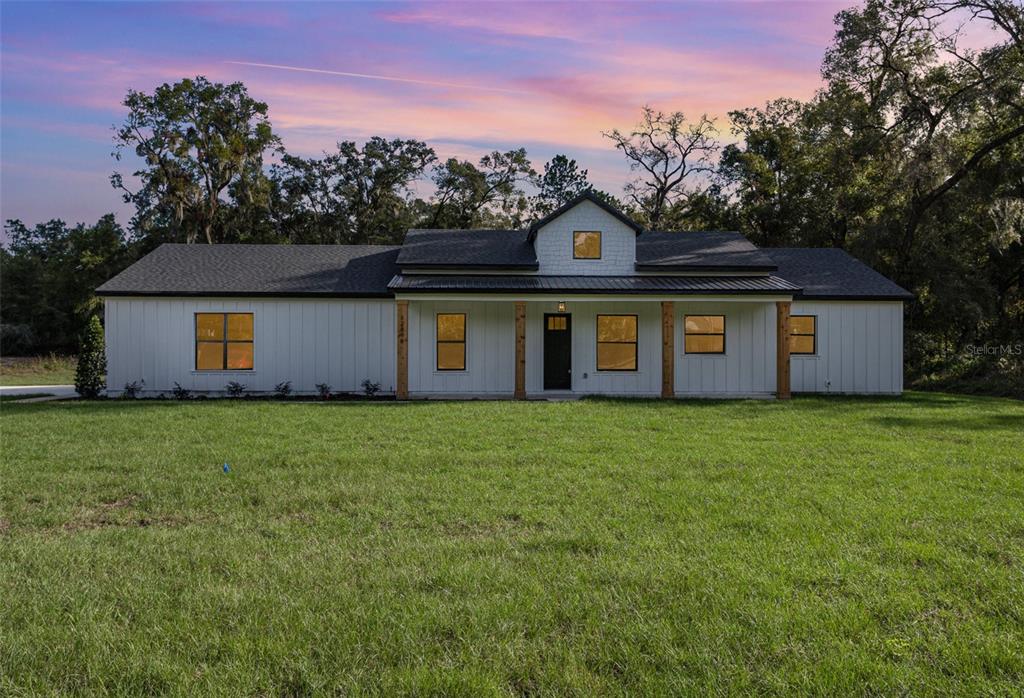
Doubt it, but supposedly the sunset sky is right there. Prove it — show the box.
[0,1,852,227]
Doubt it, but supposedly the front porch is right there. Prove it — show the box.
[394,295,794,400]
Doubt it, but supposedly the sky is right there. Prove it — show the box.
[0,0,853,229]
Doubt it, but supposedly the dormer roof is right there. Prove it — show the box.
[526,190,644,241]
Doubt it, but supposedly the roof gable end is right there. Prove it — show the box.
[527,190,643,241]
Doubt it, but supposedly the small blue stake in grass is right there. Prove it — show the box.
[223,462,230,473]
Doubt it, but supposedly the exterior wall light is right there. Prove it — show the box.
[557,301,566,312]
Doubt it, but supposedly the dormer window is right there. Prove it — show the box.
[573,231,601,259]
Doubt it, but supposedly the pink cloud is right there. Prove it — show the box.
[378,3,602,42]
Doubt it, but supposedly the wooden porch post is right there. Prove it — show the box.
[776,300,791,400]
[514,301,526,399]
[661,301,674,399]
[396,300,409,400]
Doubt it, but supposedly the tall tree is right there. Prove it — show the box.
[603,106,719,229]
[428,149,538,229]
[1,215,133,352]
[111,76,281,244]
[823,0,1024,278]
[531,155,593,217]
[719,93,881,248]
[271,138,436,244]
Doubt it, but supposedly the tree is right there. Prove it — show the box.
[427,149,538,228]
[74,315,106,398]
[1,215,133,352]
[823,0,1024,278]
[531,155,593,217]
[603,107,720,229]
[719,93,881,248]
[111,76,281,244]
[272,137,436,244]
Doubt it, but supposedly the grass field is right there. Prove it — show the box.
[2,394,1022,696]
[0,355,76,386]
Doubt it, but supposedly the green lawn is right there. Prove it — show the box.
[2,394,1022,696]
[0,355,76,386]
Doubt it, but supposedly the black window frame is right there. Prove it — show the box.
[790,315,817,355]
[595,314,638,372]
[436,312,467,371]
[195,312,254,371]
[683,314,726,355]
[572,230,602,259]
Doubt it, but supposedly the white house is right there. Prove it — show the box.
[97,192,911,399]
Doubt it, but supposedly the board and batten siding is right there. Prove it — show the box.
[675,301,777,397]
[790,300,903,394]
[533,200,637,275]
[524,300,662,396]
[104,297,395,395]
[407,300,517,395]
[405,299,779,397]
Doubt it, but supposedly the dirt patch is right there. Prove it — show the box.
[61,513,186,533]
[59,493,186,532]
[99,494,141,510]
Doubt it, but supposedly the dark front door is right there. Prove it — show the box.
[543,313,572,390]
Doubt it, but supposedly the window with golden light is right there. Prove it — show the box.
[436,313,466,370]
[684,315,725,354]
[573,231,601,259]
[596,315,637,370]
[790,315,816,355]
[195,313,254,370]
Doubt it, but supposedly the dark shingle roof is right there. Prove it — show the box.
[636,231,777,271]
[389,274,799,295]
[96,243,400,297]
[397,229,537,269]
[766,248,912,300]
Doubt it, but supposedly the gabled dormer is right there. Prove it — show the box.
[527,191,643,276]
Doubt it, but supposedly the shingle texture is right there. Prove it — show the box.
[765,248,913,300]
[636,231,777,270]
[388,274,800,295]
[397,229,537,268]
[96,244,400,297]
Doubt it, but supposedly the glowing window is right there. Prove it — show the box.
[436,313,466,370]
[573,231,601,259]
[684,315,725,354]
[790,315,816,355]
[195,313,253,370]
[596,315,637,370]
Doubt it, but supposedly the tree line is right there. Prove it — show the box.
[2,0,1022,395]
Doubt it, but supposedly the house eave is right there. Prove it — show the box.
[96,290,395,299]
[634,263,778,273]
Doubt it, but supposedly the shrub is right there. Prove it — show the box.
[74,315,106,398]
[361,379,381,397]
[122,380,145,399]
[274,381,293,398]
[225,381,247,398]
[315,383,332,400]
[171,382,191,400]
[0,323,36,355]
